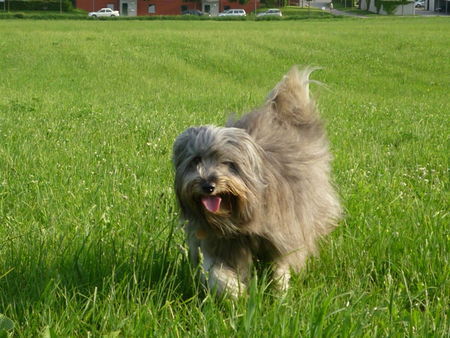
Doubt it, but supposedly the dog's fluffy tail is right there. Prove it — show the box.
[232,67,322,133]
[266,66,321,126]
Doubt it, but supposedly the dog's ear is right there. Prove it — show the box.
[225,112,238,127]
[266,66,321,125]
[173,127,196,168]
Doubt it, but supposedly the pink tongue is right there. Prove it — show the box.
[201,196,222,213]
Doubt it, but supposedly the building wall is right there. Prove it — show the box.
[137,0,259,15]
[219,0,259,13]
[360,0,415,15]
[76,0,259,15]
[389,2,414,14]
[77,0,120,12]
[137,0,200,16]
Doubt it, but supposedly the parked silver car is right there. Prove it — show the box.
[219,9,247,16]
[182,9,209,16]
[414,0,424,7]
[257,8,282,17]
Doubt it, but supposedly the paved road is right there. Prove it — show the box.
[415,8,449,15]
[311,0,449,16]
[310,0,369,17]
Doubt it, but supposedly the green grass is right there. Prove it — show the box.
[0,18,448,336]
[279,5,329,15]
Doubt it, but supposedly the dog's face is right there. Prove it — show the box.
[173,126,264,236]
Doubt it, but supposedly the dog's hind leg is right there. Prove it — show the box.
[272,250,308,292]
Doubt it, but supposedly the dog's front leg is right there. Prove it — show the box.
[200,243,250,298]
[184,224,201,266]
[273,260,292,292]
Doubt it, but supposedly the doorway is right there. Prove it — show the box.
[121,2,128,15]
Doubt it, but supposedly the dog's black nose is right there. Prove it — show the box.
[201,182,215,194]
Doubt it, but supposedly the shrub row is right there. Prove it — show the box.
[3,0,73,12]
[0,6,340,20]
[332,0,357,7]
[0,12,342,20]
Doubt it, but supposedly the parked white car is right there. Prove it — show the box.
[88,8,120,17]
[257,8,282,17]
[219,9,247,16]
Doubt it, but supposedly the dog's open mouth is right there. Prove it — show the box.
[201,194,235,214]
[201,196,222,213]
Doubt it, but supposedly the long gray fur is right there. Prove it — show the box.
[173,67,342,297]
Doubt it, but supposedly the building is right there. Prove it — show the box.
[359,0,415,15]
[425,0,450,13]
[76,0,260,16]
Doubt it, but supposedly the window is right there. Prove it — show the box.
[107,3,114,9]
[224,5,230,10]
[181,5,188,12]
[148,4,156,13]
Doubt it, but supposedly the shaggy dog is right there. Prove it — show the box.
[173,67,341,297]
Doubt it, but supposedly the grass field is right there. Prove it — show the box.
[0,17,448,336]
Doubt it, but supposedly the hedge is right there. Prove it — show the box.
[0,12,344,19]
[3,0,73,11]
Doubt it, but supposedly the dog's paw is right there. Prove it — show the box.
[273,265,291,293]
[208,264,246,299]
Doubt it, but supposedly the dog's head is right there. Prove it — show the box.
[173,126,265,236]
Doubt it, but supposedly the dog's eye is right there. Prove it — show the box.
[192,156,201,165]
[224,161,238,173]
